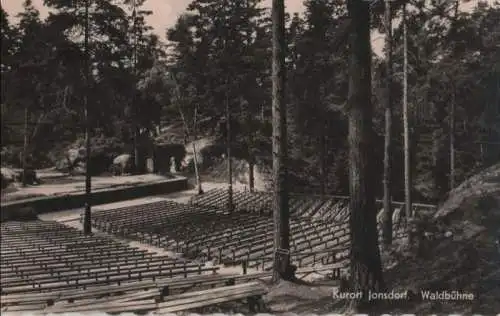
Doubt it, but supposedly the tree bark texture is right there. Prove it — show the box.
[272,0,292,283]
[192,141,203,194]
[22,106,29,187]
[192,109,204,194]
[83,0,92,235]
[319,120,327,196]
[225,84,234,213]
[449,86,456,190]
[402,4,412,219]
[347,0,385,308]
[249,159,255,192]
[382,0,394,246]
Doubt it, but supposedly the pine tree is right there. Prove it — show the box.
[168,0,271,195]
[347,0,385,309]
[123,0,162,173]
[1,7,17,75]
[15,0,47,184]
[382,0,394,244]
[271,0,293,282]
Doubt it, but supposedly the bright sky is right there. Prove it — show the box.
[1,0,305,40]
[1,0,490,57]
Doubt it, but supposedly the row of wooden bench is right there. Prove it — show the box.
[2,263,344,314]
[91,200,222,236]
[188,189,418,244]
[88,200,352,270]
[189,188,436,222]
[1,221,218,295]
[88,198,409,271]
[2,281,266,314]
[189,189,351,221]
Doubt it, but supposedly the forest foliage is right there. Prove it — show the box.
[1,0,499,201]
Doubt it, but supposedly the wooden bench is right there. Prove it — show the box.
[0,291,60,307]
[1,280,160,308]
[159,262,343,292]
[1,274,268,311]
[57,279,157,302]
[1,266,220,295]
[1,262,206,287]
[43,298,157,314]
[189,189,354,221]
[156,281,267,313]
[2,255,179,277]
[1,262,343,311]
[1,223,220,294]
[86,200,352,268]
[1,303,47,312]
[51,288,159,310]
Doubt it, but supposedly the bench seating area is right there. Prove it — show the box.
[189,189,349,220]
[189,189,436,222]
[1,280,268,314]
[156,281,267,313]
[0,189,432,314]
[88,200,222,237]
[0,220,219,297]
[189,189,434,244]
[88,198,410,271]
[2,263,345,313]
[0,273,252,310]
[88,200,351,270]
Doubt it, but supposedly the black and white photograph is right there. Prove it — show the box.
[1,0,499,314]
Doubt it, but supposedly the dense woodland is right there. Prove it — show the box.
[1,0,499,202]
[1,0,499,311]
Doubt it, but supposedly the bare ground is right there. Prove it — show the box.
[1,173,176,203]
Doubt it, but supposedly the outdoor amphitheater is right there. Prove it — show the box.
[0,182,436,314]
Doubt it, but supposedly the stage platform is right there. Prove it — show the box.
[1,175,188,221]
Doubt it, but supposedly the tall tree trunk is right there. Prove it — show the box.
[382,0,393,246]
[170,72,202,192]
[449,85,456,190]
[272,0,292,283]
[433,128,449,199]
[131,1,141,174]
[152,141,158,173]
[319,121,327,196]
[192,141,203,194]
[402,4,412,219]
[447,3,459,189]
[347,0,384,309]
[247,112,255,193]
[83,0,92,235]
[192,108,203,195]
[133,128,140,173]
[225,83,234,213]
[22,106,29,187]
[249,158,255,192]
